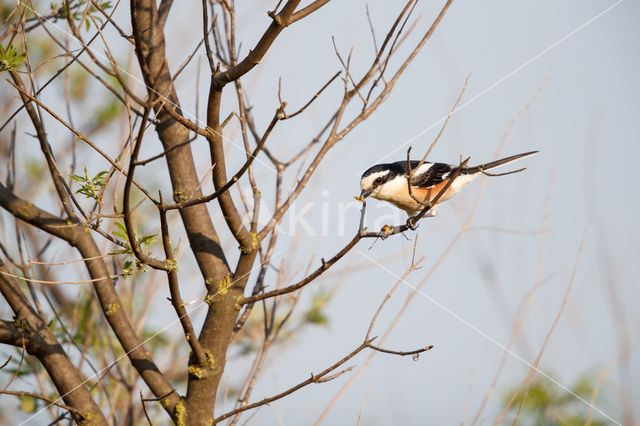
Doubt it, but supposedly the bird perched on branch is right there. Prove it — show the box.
[358,151,538,218]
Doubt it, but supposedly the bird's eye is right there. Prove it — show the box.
[375,177,383,185]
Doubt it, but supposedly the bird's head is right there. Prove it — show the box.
[359,164,398,200]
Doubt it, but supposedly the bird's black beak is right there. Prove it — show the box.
[360,189,372,199]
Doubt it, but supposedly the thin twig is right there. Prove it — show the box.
[140,391,154,425]
[357,386,370,426]
[0,390,84,417]
[366,343,433,357]
[0,269,125,285]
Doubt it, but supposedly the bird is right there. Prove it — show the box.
[359,151,538,219]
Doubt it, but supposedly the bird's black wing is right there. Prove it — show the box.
[409,162,454,188]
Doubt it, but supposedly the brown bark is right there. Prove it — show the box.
[0,261,106,425]
[131,1,233,422]
[0,184,182,420]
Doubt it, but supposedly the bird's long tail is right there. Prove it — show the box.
[463,151,538,175]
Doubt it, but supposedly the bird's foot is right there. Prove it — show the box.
[406,216,419,231]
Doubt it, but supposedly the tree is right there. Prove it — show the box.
[0,0,454,423]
